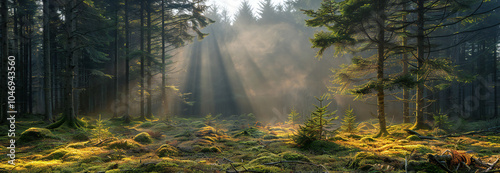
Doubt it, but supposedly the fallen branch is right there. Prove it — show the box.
[485,158,499,172]
[439,126,500,138]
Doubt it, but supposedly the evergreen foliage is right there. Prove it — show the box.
[433,111,452,131]
[341,107,357,133]
[286,107,300,125]
[292,95,338,147]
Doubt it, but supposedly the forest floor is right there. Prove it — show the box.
[1,114,500,173]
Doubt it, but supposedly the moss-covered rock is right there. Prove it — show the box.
[156,144,180,157]
[201,146,221,153]
[133,132,153,144]
[406,135,422,141]
[281,152,310,162]
[19,127,56,142]
[139,122,153,128]
[395,144,433,154]
[248,155,281,165]
[347,134,362,139]
[107,139,140,150]
[66,142,88,149]
[360,137,375,142]
[350,152,382,168]
[234,127,265,138]
[44,149,69,160]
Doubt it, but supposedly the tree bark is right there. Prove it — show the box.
[113,0,119,118]
[375,0,389,137]
[43,0,53,122]
[47,0,82,129]
[402,2,410,124]
[139,0,146,120]
[412,0,430,130]
[146,0,152,119]
[161,0,167,119]
[123,0,131,123]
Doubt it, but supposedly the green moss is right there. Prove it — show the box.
[263,134,279,139]
[239,140,258,145]
[397,145,433,154]
[44,149,69,160]
[138,122,153,128]
[196,126,217,137]
[347,134,362,139]
[201,146,221,153]
[350,152,382,168]
[156,144,180,157]
[234,127,265,138]
[281,152,310,162]
[19,127,57,142]
[245,145,265,152]
[66,141,87,149]
[151,123,173,131]
[107,139,140,149]
[406,135,422,141]
[133,132,153,144]
[245,165,282,173]
[360,137,375,142]
[306,140,343,154]
[330,136,348,141]
[248,155,281,165]
[190,121,206,128]
[72,132,90,141]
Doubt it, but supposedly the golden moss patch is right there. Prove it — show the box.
[133,132,153,144]
[156,144,180,157]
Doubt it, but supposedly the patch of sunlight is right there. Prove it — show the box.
[23,160,63,169]
[472,141,500,148]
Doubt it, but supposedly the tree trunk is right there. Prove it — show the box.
[402,2,410,124]
[375,1,389,138]
[146,0,152,119]
[412,0,430,130]
[0,0,8,124]
[139,0,146,120]
[123,0,131,123]
[43,0,53,122]
[161,0,167,119]
[47,0,82,129]
[113,0,119,118]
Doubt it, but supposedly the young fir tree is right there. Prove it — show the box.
[341,107,357,133]
[287,107,300,125]
[293,95,337,147]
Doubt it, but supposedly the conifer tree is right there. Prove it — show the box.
[341,107,357,133]
[292,95,337,147]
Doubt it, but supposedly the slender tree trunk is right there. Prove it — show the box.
[402,2,410,124]
[140,0,146,120]
[161,0,167,119]
[113,0,119,118]
[43,0,53,122]
[1,0,8,124]
[412,0,429,130]
[123,0,131,123]
[146,0,152,119]
[375,0,389,137]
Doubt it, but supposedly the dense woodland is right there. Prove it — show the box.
[1,0,500,172]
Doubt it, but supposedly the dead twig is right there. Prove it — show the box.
[484,158,499,172]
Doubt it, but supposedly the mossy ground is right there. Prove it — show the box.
[1,116,499,172]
